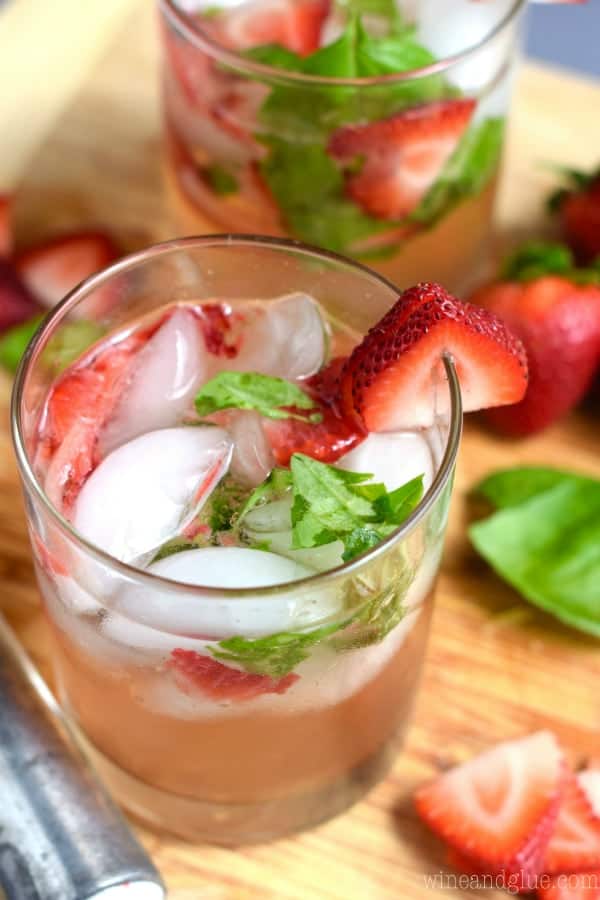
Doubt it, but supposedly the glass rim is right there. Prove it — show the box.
[11,233,462,601]
[159,0,525,88]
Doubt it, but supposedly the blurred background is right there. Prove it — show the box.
[527,0,599,76]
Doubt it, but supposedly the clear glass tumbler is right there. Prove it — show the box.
[160,0,525,291]
[12,236,461,844]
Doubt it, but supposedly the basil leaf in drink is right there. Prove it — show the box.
[211,622,341,678]
[373,474,424,524]
[194,371,322,422]
[42,320,106,374]
[237,467,293,523]
[204,164,239,196]
[0,316,43,373]
[469,470,600,637]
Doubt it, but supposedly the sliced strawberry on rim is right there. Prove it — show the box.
[328,99,475,220]
[16,231,119,311]
[543,772,600,874]
[339,281,528,431]
[168,648,298,700]
[538,872,600,900]
[215,0,330,55]
[415,731,566,878]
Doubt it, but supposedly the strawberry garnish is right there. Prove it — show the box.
[16,231,118,310]
[472,245,600,436]
[193,302,243,358]
[415,731,565,877]
[0,260,41,335]
[328,99,475,220]
[339,281,527,431]
[543,772,600,875]
[549,166,600,264]
[538,873,600,900]
[169,648,298,700]
[214,0,330,55]
[0,195,12,257]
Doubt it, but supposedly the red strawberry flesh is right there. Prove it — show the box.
[339,281,528,431]
[213,0,330,55]
[169,648,298,700]
[328,99,475,220]
[0,195,13,257]
[543,772,600,874]
[414,731,565,876]
[538,872,600,900]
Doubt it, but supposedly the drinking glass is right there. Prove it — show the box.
[12,236,462,844]
[160,0,525,291]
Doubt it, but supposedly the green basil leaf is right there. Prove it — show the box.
[42,320,106,374]
[469,475,600,637]
[500,240,600,285]
[204,164,239,196]
[194,371,321,422]
[473,466,581,510]
[211,622,340,678]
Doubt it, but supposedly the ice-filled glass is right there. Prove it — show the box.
[160,0,525,291]
[12,237,461,844]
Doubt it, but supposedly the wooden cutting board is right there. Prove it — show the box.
[2,5,600,897]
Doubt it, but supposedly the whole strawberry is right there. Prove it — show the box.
[549,165,600,264]
[471,242,600,437]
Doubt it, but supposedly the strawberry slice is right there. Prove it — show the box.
[214,0,330,55]
[16,231,118,310]
[0,195,12,257]
[538,873,600,900]
[339,281,528,431]
[0,260,42,335]
[168,648,298,700]
[543,772,600,874]
[415,731,565,878]
[446,847,536,894]
[328,99,475,220]
[472,273,600,436]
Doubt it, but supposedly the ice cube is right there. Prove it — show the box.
[337,431,434,493]
[227,410,274,486]
[230,293,328,379]
[115,546,337,637]
[73,427,232,562]
[98,308,206,457]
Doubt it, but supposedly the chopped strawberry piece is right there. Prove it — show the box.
[415,731,565,877]
[543,772,600,874]
[304,355,348,409]
[215,0,330,55]
[16,231,119,310]
[263,404,363,466]
[538,873,600,900]
[169,649,298,700]
[0,260,41,334]
[472,275,600,436]
[339,281,528,431]
[328,99,475,220]
[0,195,13,256]
[446,847,536,894]
[192,302,242,358]
[39,332,145,512]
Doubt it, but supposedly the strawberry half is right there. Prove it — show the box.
[214,0,330,55]
[543,772,600,875]
[538,873,600,900]
[168,648,298,700]
[472,262,600,436]
[16,231,119,310]
[339,281,528,431]
[328,99,475,220]
[0,194,12,257]
[0,259,42,335]
[549,167,600,264]
[415,731,565,877]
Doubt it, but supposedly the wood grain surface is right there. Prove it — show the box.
[2,6,600,898]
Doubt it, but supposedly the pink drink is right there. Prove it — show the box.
[13,238,460,843]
